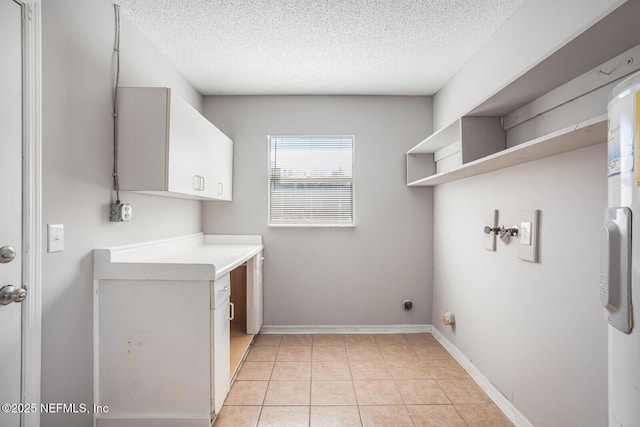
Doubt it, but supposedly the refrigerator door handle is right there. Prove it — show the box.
[600,207,632,334]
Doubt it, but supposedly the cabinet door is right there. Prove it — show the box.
[168,93,209,197]
[212,277,231,414]
[246,252,264,335]
[213,136,233,201]
[118,87,171,192]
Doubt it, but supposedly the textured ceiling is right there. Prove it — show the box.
[117,0,525,95]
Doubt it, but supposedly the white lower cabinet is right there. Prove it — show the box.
[92,234,264,427]
[96,279,214,427]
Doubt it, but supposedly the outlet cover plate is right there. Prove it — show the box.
[519,210,539,262]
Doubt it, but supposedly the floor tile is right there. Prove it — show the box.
[224,381,268,406]
[353,380,403,405]
[236,362,275,381]
[439,379,491,404]
[427,359,469,379]
[380,345,420,363]
[281,334,313,346]
[264,381,311,406]
[214,405,261,426]
[271,362,312,380]
[253,334,282,347]
[258,406,309,427]
[311,380,357,405]
[414,344,453,360]
[456,403,514,426]
[396,379,451,405]
[343,334,376,346]
[313,334,346,346]
[359,405,413,427]
[246,346,279,362]
[312,361,352,380]
[408,405,467,427]
[387,360,433,380]
[310,406,362,427]
[374,334,409,346]
[349,361,392,380]
[276,345,312,362]
[312,345,348,362]
[346,346,384,362]
[404,333,438,347]
[224,334,509,427]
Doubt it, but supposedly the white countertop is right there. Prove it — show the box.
[94,233,263,281]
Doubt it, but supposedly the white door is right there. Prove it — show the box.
[0,1,27,426]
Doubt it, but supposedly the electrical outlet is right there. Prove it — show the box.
[110,202,133,222]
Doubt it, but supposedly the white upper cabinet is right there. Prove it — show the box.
[117,87,233,201]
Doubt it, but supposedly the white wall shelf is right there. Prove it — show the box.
[408,115,606,187]
[407,5,640,188]
[406,116,505,184]
[407,42,640,187]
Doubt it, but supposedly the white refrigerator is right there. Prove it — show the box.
[603,71,640,426]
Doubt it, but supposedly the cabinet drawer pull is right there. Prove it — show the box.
[228,302,235,321]
[193,175,205,191]
[218,182,223,195]
[193,175,200,191]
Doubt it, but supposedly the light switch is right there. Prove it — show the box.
[483,209,498,251]
[519,211,539,262]
[47,224,64,253]
[520,222,532,245]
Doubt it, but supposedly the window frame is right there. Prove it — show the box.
[267,134,356,227]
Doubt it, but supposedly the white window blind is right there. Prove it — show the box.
[268,135,354,226]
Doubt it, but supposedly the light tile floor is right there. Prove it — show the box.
[214,333,513,427]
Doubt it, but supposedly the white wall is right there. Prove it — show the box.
[202,96,433,326]
[42,1,203,426]
[432,143,608,426]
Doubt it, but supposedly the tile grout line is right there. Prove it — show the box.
[384,335,419,427]
[344,340,365,427]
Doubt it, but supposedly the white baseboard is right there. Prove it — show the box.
[431,327,534,427]
[260,324,432,334]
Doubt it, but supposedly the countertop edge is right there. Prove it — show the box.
[93,234,263,281]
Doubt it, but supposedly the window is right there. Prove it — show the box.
[268,135,354,226]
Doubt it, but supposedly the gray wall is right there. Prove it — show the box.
[432,143,608,426]
[428,1,618,425]
[42,1,202,426]
[202,96,433,326]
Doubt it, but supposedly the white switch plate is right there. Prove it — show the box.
[483,209,498,251]
[47,224,64,253]
[520,222,532,245]
[519,210,539,262]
